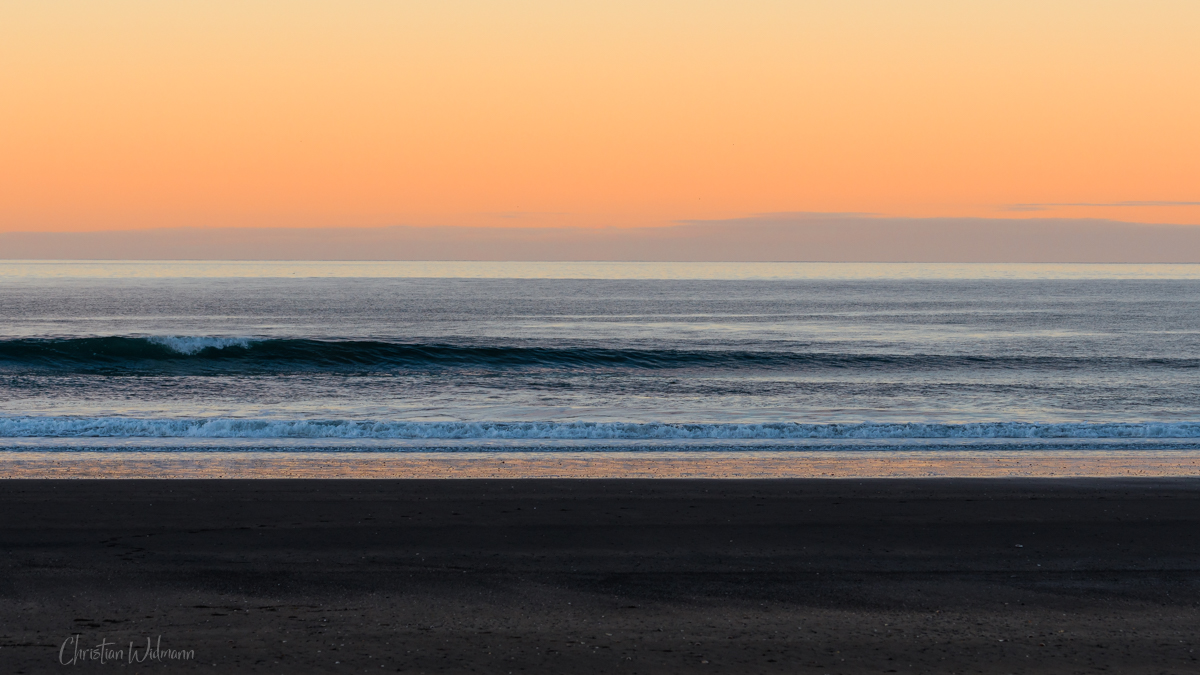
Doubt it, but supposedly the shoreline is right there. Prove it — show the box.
[3,449,1200,479]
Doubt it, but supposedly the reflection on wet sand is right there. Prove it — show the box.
[3,450,1199,479]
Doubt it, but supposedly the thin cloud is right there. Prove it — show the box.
[4,216,1200,262]
[1004,201,1200,212]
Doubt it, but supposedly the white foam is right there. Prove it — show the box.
[146,336,252,355]
[1,418,1198,440]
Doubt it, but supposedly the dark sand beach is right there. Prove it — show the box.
[2,478,1199,673]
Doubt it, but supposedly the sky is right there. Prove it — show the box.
[1,1,1198,255]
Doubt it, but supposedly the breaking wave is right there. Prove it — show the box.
[1,337,1197,373]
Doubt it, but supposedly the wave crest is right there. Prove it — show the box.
[146,336,252,355]
[2,337,1198,372]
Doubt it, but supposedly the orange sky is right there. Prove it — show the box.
[1,1,1198,233]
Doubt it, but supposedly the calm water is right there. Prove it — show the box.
[2,261,1198,452]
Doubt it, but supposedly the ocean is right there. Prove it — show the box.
[3,260,1199,476]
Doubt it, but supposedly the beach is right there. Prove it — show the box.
[3,477,1198,673]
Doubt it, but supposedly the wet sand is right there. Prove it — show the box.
[2,478,1198,673]
[4,449,1200,478]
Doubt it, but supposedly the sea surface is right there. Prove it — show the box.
[2,261,1199,463]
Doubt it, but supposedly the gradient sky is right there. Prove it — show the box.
[2,1,1198,233]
